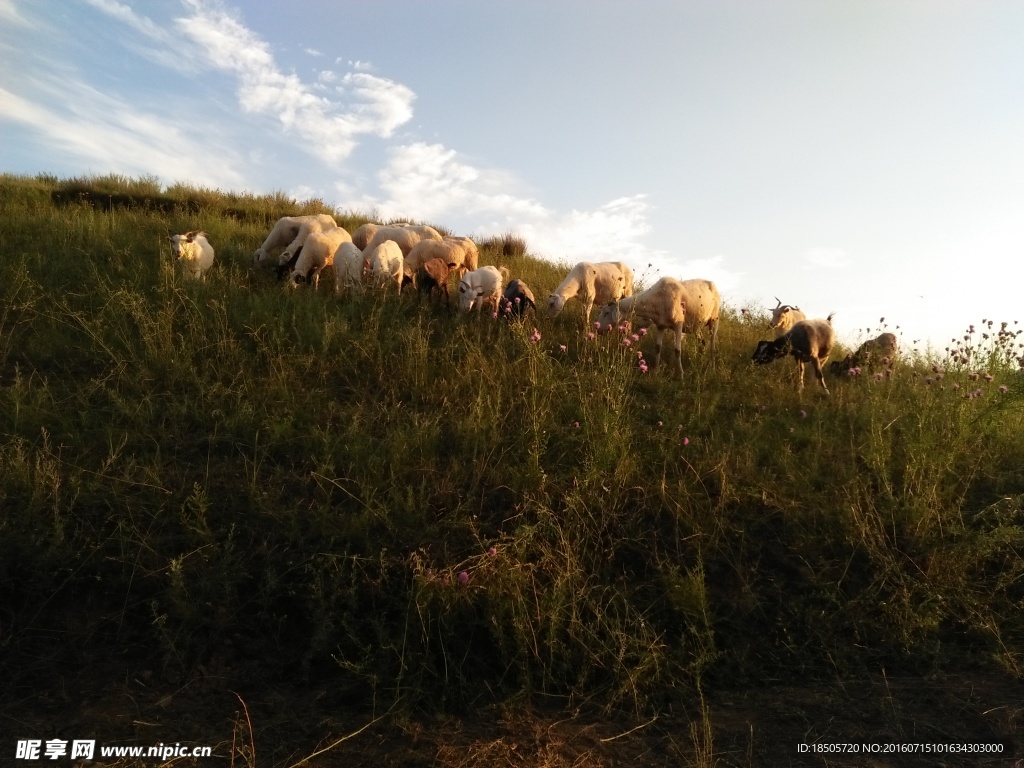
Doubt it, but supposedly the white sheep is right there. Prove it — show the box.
[768,297,807,339]
[458,266,511,313]
[546,261,635,325]
[351,222,380,251]
[278,222,350,268]
[752,315,836,393]
[168,231,215,280]
[597,277,720,378]
[288,226,350,290]
[404,236,479,283]
[252,214,337,268]
[368,240,405,294]
[333,242,367,295]
[361,224,443,261]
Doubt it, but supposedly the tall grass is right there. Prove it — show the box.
[0,174,1022,725]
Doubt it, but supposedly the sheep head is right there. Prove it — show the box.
[751,337,791,365]
[546,294,567,317]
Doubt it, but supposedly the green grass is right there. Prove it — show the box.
[1,173,1022,729]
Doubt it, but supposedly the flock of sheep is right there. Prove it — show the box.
[167,214,897,392]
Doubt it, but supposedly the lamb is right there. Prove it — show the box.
[597,277,720,378]
[416,258,458,305]
[828,332,899,375]
[458,266,511,313]
[288,226,350,290]
[546,261,635,325]
[404,236,479,282]
[333,242,367,295]
[751,315,836,393]
[500,279,537,318]
[361,224,443,261]
[168,231,215,280]
[769,297,807,338]
[368,240,405,294]
[252,214,337,268]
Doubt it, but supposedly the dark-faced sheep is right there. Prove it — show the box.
[752,315,835,393]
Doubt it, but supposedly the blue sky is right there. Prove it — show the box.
[2,0,1022,351]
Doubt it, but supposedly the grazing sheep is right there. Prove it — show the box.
[752,315,836,393]
[333,242,367,295]
[253,214,337,267]
[828,332,899,375]
[597,277,720,378]
[416,258,458,305]
[458,266,511,313]
[546,261,635,325]
[279,223,350,269]
[351,222,380,251]
[361,224,443,261]
[769,297,807,339]
[500,279,537,318]
[288,226,349,290]
[168,231,215,280]
[404,236,479,283]
[368,240,405,294]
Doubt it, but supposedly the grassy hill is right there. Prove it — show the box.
[1,173,1022,765]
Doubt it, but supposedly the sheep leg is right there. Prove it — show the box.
[674,328,684,378]
[708,318,719,369]
[796,360,805,392]
[812,358,830,394]
[652,328,664,370]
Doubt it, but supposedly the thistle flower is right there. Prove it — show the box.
[587,332,596,340]
[638,327,648,336]
[683,437,690,446]
[622,338,632,347]
[559,344,567,352]
[529,328,541,344]
[457,571,469,585]
[999,385,1009,394]
[488,547,497,557]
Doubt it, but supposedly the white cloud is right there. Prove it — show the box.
[303,47,323,57]
[803,247,851,269]
[347,142,667,269]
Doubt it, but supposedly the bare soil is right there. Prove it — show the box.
[5,660,1021,767]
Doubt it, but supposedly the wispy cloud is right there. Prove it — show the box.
[172,0,414,164]
[0,0,30,26]
[0,82,246,188]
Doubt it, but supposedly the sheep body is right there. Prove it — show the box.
[546,261,634,325]
[333,242,367,295]
[368,240,405,294]
[501,279,537,318]
[405,236,479,282]
[752,315,836,393]
[458,266,510,313]
[828,332,899,375]
[597,277,720,377]
[769,298,808,338]
[253,214,336,266]
[361,225,443,260]
[169,231,215,280]
[416,258,458,305]
[289,226,349,290]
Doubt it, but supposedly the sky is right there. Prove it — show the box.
[2,0,1022,351]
